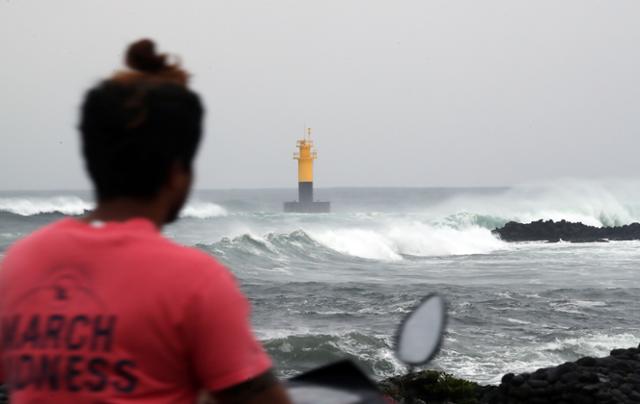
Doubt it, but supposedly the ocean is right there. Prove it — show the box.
[1,180,640,385]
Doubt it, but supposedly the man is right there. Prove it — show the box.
[0,39,291,404]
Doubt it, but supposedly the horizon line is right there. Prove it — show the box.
[0,185,512,193]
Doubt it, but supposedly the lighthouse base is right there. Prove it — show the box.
[283,201,331,213]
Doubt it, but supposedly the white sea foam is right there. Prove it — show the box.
[309,229,403,261]
[387,222,506,256]
[437,179,640,228]
[180,201,228,218]
[571,300,608,308]
[308,223,507,261]
[0,196,228,219]
[442,332,640,384]
[505,318,532,325]
[0,196,93,216]
[549,299,608,315]
[539,333,640,357]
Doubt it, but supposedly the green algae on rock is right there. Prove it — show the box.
[379,369,489,404]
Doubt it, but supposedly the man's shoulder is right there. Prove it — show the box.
[143,238,238,301]
[128,231,234,288]
[3,219,68,257]
[153,236,225,272]
[4,219,227,277]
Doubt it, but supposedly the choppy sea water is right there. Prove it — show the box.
[1,181,640,385]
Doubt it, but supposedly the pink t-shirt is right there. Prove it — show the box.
[0,218,272,403]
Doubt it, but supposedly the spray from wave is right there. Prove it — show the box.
[434,179,640,228]
[180,201,228,218]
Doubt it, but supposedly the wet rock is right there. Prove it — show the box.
[530,370,547,381]
[619,383,633,395]
[557,362,578,375]
[581,383,599,393]
[528,379,549,389]
[501,373,515,384]
[379,345,640,403]
[546,368,560,383]
[577,357,597,367]
[378,369,487,404]
[611,349,628,357]
[561,372,579,384]
[511,374,525,387]
[492,220,640,243]
[579,372,599,384]
[488,345,640,403]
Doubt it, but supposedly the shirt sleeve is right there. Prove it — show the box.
[184,264,272,392]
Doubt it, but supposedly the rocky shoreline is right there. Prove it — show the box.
[492,220,640,243]
[0,346,638,402]
[380,345,640,403]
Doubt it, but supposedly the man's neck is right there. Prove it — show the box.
[84,198,167,229]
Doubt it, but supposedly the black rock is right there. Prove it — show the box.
[501,373,515,384]
[487,345,640,403]
[611,348,628,357]
[611,388,626,401]
[492,219,640,243]
[581,383,599,393]
[547,368,561,383]
[530,370,548,380]
[565,392,595,404]
[561,372,579,384]
[511,374,525,386]
[577,357,597,367]
[578,372,599,383]
[630,390,640,401]
[557,362,578,375]
[378,344,640,403]
[528,379,549,389]
[612,359,632,372]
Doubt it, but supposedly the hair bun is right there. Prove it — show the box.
[113,39,189,86]
[126,39,167,73]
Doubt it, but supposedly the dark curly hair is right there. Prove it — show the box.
[79,39,204,201]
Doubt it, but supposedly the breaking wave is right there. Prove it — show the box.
[180,201,228,218]
[0,196,92,216]
[3,180,640,225]
[263,330,640,383]
[442,332,640,385]
[205,225,508,261]
[0,196,227,219]
[309,224,506,260]
[433,179,640,228]
[263,331,401,378]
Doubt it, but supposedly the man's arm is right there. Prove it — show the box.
[185,262,291,403]
[208,370,291,404]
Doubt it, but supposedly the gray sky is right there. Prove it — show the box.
[1,0,639,190]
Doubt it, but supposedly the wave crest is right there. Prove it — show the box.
[262,331,400,378]
[310,223,507,260]
[438,180,640,228]
[0,196,92,216]
[180,201,228,218]
[207,225,507,262]
[0,196,227,219]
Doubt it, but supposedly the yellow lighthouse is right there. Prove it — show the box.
[284,128,331,213]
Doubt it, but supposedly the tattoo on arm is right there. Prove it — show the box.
[214,370,279,404]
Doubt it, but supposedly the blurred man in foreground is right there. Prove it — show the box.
[0,39,291,404]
